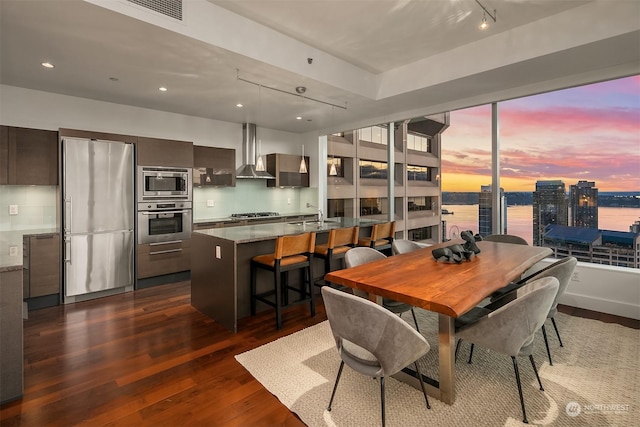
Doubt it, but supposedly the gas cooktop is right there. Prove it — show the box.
[230,212,280,219]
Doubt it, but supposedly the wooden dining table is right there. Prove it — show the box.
[324,239,552,404]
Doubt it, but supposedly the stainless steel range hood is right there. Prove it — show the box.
[236,123,275,179]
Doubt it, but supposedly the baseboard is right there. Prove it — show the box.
[561,291,640,320]
[137,271,191,289]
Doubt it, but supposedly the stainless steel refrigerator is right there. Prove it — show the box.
[62,137,134,302]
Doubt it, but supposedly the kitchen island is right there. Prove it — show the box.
[191,217,384,332]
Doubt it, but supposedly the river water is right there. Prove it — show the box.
[441,205,640,245]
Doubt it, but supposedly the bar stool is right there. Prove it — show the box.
[313,226,359,285]
[250,232,316,330]
[358,221,396,253]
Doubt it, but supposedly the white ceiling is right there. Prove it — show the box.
[1,0,638,134]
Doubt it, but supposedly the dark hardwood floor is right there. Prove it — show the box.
[1,282,636,427]
[1,282,326,427]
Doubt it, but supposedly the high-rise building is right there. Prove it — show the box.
[533,180,568,246]
[478,185,506,237]
[570,180,598,228]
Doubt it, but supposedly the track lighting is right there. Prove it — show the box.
[475,0,496,30]
[480,13,488,30]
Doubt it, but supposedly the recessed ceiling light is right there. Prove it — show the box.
[296,116,303,120]
[159,87,168,92]
[236,103,243,108]
[41,62,54,68]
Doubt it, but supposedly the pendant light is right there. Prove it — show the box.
[255,139,265,172]
[255,85,266,172]
[327,106,337,176]
[299,144,308,174]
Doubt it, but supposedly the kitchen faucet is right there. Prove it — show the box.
[306,202,324,225]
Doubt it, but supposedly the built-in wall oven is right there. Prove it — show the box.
[137,201,192,244]
[138,166,191,201]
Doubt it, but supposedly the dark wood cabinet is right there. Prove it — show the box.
[193,146,236,187]
[23,234,60,298]
[137,239,191,279]
[266,153,310,188]
[0,126,58,185]
[0,269,23,403]
[137,136,194,167]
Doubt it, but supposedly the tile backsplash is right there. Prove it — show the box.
[193,180,318,220]
[0,185,57,231]
[0,185,58,265]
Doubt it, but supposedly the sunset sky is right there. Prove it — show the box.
[441,75,640,192]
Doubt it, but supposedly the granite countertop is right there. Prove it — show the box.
[0,264,24,273]
[194,212,316,225]
[194,217,383,244]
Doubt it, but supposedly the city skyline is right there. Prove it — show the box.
[441,75,640,192]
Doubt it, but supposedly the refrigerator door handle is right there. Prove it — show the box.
[64,238,71,263]
[64,197,72,233]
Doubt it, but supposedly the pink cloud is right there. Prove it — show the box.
[500,107,640,136]
[442,76,640,191]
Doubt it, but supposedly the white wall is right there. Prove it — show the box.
[0,84,308,164]
[529,258,640,320]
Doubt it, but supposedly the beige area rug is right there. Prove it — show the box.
[235,311,639,426]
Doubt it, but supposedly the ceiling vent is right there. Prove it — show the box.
[126,0,183,21]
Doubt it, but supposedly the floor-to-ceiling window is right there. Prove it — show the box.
[441,75,640,268]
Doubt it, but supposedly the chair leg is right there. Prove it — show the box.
[511,356,529,424]
[274,269,283,330]
[327,361,344,411]
[250,263,257,315]
[468,343,475,364]
[551,317,563,347]
[324,255,332,277]
[541,324,553,366]
[455,339,462,362]
[529,354,544,391]
[380,376,386,427]
[308,264,316,317]
[282,271,289,306]
[410,308,421,334]
[414,361,430,409]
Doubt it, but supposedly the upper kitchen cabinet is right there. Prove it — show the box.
[266,153,309,188]
[0,126,58,185]
[137,136,193,167]
[193,146,236,187]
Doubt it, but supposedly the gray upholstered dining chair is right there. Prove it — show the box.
[461,257,578,366]
[321,286,431,427]
[511,256,577,365]
[344,247,421,332]
[455,276,559,424]
[391,239,431,255]
[483,234,529,245]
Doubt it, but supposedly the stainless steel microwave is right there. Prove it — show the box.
[137,166,191,201]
